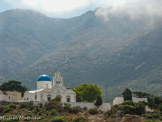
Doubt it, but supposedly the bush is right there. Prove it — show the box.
[72,117,86,122]
[106,110,113,117]
[118,105,136,114]
[50,109,58,116]
[144,120,153,122]
[3,106,12,113]
[69,107,81,114]
[51,116,65,122]
[145,113,153,119]
[152,112,161,118]
[32,107,39,114]
[83,107,87,111]
[88,108,98,115]
[0,105,4,113]
[19,103,28,109]
[9,104,16,109]
[122,100,134,106]
[159,104,162,112]
[45,101,62,110]
[51,96,61,102]
[63,103,71,111]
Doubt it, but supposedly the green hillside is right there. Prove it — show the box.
[0,9,162,100]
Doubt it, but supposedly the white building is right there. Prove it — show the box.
[23,72,76,103]
[113,97,148,105]
[0,90,22,102]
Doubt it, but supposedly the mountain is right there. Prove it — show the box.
[0,9,162,100]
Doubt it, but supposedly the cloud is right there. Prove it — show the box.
[5,0,88,16]
[95,0,162,20]
[5,0,162,18]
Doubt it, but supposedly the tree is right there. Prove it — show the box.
[51,96,61,102]
[73,84,102,102]
[159,104,162,112]
[122,88,132,101]
[95,96,103,108]
[0,81,28,96]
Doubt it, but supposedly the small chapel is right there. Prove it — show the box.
[23,72,76,103]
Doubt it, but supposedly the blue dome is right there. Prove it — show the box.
[38,74,51,81]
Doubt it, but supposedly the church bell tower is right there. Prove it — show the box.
[53,72,63,86]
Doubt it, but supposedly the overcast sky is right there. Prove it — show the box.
[0,0,161,18]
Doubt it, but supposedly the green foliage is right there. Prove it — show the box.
[50,109,58,116]
[73,84,102,102]
[122,88,132,101]
[144,112,162,121]
[68,107,81,114]
[19,102,27,109]
[45,101,62,110]
[72,117,86,122]
[0,81,28,96]
[159,104,162,111]
[3,106,12,113]
[51,116,65,122]
[50,96,61,102]
[8,104,16,109]
[0,105,5,113]
[63,103,71,111]
[88,108,98,115]
[134,91,162,109]
[106,110,113,117]
[111,100,146,115]
[134,102,145,115]
[95,96,103,108]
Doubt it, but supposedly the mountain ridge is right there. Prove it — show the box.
[0,9,162,100]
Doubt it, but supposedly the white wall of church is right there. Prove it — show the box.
[63,102,111,112]
[37,81,52,90]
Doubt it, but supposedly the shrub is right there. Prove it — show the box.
[50,109,58,116]
[51,116,65,122]
[152,112,160,118]
[118,105,135,114]
[106,110,113,117]
[145,113,153,119]
[32,107,39,114]
[63,103,71,111]
[45,101,62,110]
[72,117,86,122]
[122,100,134,106]
[88,108,98,115]
[83,107,87,111]
[51,96,61,102]
[19,102,28,109]
[144,120,153,122]
[0,105,4,113]
[69,107,81,114]
[3,106,12,113]
[159,104,162,112]
[9,104,16,109]
[134,102,145,115]
[95,96,103,108]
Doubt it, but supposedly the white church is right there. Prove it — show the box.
[23,72,76,103]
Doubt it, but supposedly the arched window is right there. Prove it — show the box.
[66,96,71,102]
[47,94,51,101]
[27,98,29,101]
